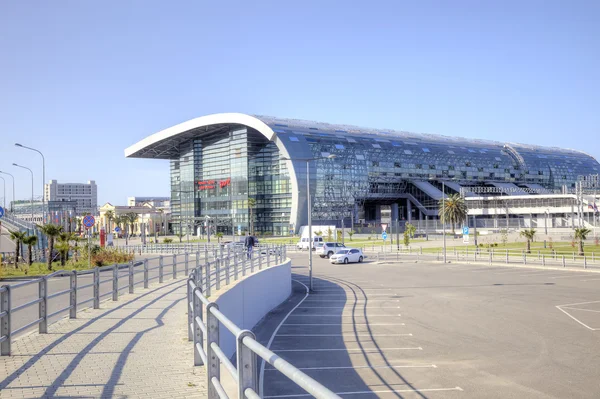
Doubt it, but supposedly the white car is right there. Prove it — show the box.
[329,248,364,264]
[318,242,346,258]
[297,236,324,250]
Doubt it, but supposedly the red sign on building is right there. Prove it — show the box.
[198,178,231,190]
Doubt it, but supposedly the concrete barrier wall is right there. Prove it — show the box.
[213,260,292,358]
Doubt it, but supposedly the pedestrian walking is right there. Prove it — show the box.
[244,232,255,259]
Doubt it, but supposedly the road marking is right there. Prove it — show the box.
[519,272,569,277]
[561,307,600,313]
[302,299,400,303]
[581,278,600,282]
[263,387,464,398]
[296,306,401,309]
[556,300,600,307]
[276,333,413,337]
[259,279,310,395]
[265,364,435,371]
[288,314,401,317]
[556,306,598,331]
[282,323,406,326]
[274,347,422,352]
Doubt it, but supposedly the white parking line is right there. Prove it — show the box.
[550,274,584,279]
[276,333,413,337]
[282,323,406,326]
[265,364,435,371]
[263,387,464,398]
[561,307,600,313]
[296,306,401,309]
[288,314,401,317]
[274,346,421,352]
[556,305,599,331]
[581,278,600,282]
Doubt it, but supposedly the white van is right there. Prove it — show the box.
[297,236,324,250]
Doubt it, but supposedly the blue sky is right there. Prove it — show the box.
[1,0,598,205]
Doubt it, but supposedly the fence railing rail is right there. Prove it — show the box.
[186,244,340,399]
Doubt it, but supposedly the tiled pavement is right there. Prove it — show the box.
[1,278,207,399]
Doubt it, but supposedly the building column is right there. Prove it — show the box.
[391,203,399,222]
[407,200,412,223]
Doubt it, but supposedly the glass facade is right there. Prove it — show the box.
[170,126,291,236]
[127,114,600,235]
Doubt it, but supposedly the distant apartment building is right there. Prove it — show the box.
[45,180,98,214]
[127,196,170,208]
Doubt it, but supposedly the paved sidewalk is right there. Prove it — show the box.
[1,278,207,399]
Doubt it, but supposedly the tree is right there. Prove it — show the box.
[326,227,333,241]
[38,224,63,271]
[247,198,256,235]
[8,230,27,268]
[574,227,592,256]
[403,223,416,247]
[519,229,536,253]
[216,232,224,243]
[22,235,38,266]
[438,194,468,234]
[314,231,323,237]
[105,210,114,232]
[336,230,343,242]
[55,241,70,266]
[348,230,355,241]
[125,212,139,236]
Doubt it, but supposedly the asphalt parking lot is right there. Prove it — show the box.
[256,252,600,398]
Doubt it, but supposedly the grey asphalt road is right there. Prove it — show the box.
[0,225,16,253]
[1,254,195,339]
[256,252,600,398]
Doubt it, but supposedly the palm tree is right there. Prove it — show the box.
[38,224,63,271]
[105,210,115,232]
[8,230,27,268]
[58,232,72,262]
[216,231,224,243]
[125,212,139,236]
[574,227,592,256]
[22,235,38,266]
[55,240,70,266]
[438,193,468,234]
[519,229,536,253]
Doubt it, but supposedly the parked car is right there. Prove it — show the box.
[318,242,346,258]
[329,248,364,264]
[297,236,324,250]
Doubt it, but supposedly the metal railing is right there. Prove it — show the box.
[186,244,339,399]
[1,250,213,356]
[363,245,600,270]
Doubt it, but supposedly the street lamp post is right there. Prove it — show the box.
[0,176,5,209]
[442,181,446,263]
[281,154,336,291]
[0,171,15,212]
[13,163,35,228]
[15,144,45,224]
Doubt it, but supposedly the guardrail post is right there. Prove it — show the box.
[206,303,220,399]
[193,287,204,366]
[1,285,12,355]
[506,249,509,264]
[562,255,566,267]
[251,252,255,273]
[93,267,100,309]
[173,254,178,279]
[242,254,247,277]
[143,259,149,289]
[204,245,208,263]
[584,256,587,269]
[225,255,231,285]
[159,255,164,283]
[112,264,118,301]
[488,251,492,265]
[206,262,212,297]
[234,252,239,280]
[215,259,221,291]
[39,277,48,333]
[128,261,134,294]
[542,254,545,266]
[185,253,189,276]
[187,278,193,342]
[573,252,575,261]
[523,252,527,265]
[237,330,258,399]
[70,271,77,318]
[259,250,264,270]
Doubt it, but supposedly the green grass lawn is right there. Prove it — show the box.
[0,260,97,278]
[417,240,600,256]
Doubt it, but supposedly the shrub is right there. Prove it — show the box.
[163,238,173,244]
